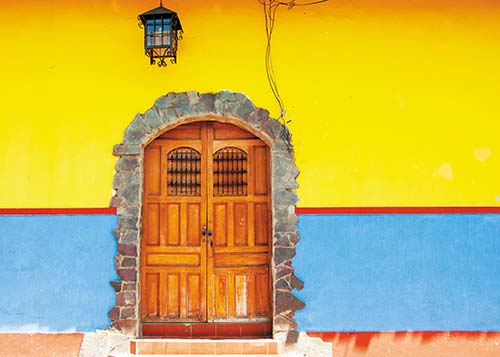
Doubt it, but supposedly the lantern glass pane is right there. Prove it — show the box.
[153,19,160,47]
[145,20,154,48]
[143,17,175,50]
[155,19,162,32]
[162,19,172,48]
[162,30,171,47]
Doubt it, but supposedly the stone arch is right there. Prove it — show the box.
[109,91,304,343]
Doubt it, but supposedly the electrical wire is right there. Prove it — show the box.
[258,0,328,150]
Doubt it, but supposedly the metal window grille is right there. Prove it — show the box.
[167,147,201,196]
[213,147,248,197]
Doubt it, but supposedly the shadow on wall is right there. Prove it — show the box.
[308,332,500,357]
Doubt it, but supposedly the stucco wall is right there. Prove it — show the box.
[295,213,500,331]
[0,0,499,208]
[0,215,117,332]
[1,212,499,334]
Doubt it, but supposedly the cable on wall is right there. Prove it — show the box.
[258,0,329,150]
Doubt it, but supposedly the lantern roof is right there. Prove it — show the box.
[139,5,183,30]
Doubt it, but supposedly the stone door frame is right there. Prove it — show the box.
[109,91,304,343]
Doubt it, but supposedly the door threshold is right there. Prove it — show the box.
[141,322,272,339]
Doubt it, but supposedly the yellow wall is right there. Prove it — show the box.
[1,0,499,208]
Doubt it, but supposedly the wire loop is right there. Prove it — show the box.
[259,0,328,151]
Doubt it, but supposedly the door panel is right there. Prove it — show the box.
[255,272,271,316]
[144,272,160,316]
[141,121,271,323]
[186,203,202,246]
[253,146,269,196]
[213,203,228,246]
[141,125,207,322]
[210,267,270,321]
[208,123,272,322]
[233,203,248,246]
[144,146,162,195]
[254,203,270,246]
[166,203,180,246]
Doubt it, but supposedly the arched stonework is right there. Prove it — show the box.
[108,91,304,343]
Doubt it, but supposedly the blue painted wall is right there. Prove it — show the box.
[0,215,117,332]
[2,213,500,332]
[294,214,500,332]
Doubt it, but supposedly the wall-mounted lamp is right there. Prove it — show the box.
[138,1,183,67]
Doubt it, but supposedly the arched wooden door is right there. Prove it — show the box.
[140,121,272,324]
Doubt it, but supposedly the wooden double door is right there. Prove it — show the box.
[140,121,272,323]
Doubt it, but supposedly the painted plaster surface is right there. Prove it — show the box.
[0,215,117,332]
[309,332,500,357]
[295,214,500,331]
[0,0,500,208]
[2,213,500,333]
[0,333,83,357]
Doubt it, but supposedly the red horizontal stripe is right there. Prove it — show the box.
[295,207,500,214]
[1,207,499,215]
[0,207,117,215]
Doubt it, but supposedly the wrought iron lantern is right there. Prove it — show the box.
[138,1,183,67]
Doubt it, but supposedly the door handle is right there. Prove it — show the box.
[206,231,213,247]
[202,226,213,247]
[201,225,213,237]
